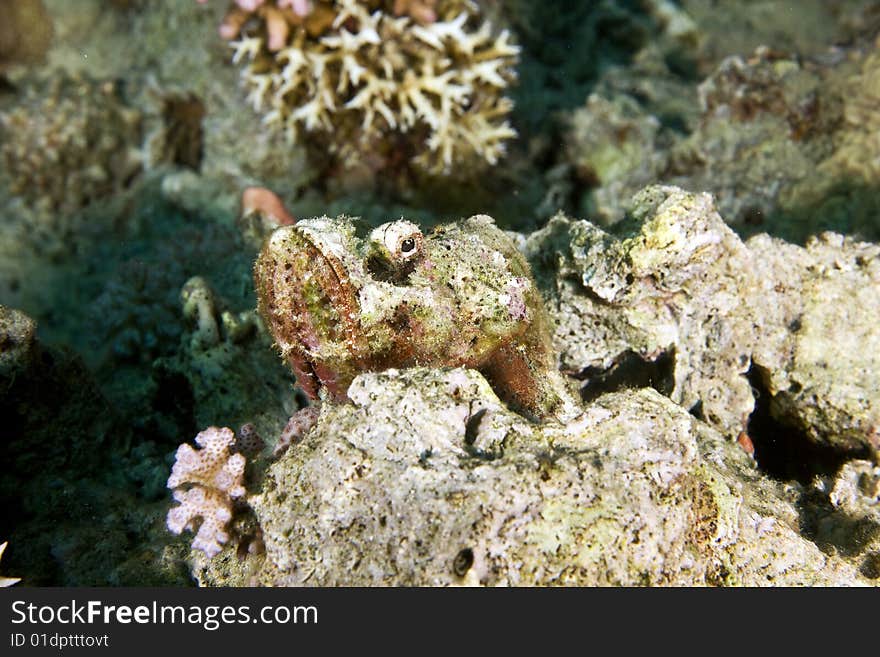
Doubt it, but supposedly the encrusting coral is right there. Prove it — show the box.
[166,426,248,557]
[201,0,519,175]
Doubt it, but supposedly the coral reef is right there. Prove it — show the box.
[747,232,880,455]
[3,0,880,589]
[219,0,519,175]
[527,185,880,458]
[193,367,869,586]
[184,185,880,585]
[530,186,757,440]
[561,92,667,224]
[822,45,880,185]
[166,426,248,557]
[254,211,579,419]
[0,72,143,218]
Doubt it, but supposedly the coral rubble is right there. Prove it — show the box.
[822,46,880,185]
[563,39,880,242]
[157,272,298,432]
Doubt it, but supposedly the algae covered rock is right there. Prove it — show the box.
[748,232,880,455]
[529,186,761,440]
[192,367,867,586]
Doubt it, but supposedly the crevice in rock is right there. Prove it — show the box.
[860,552,880,579]
[745,363,867,483]
[795,487,880,561]
[577,348,675,404]
[744,365,879,569]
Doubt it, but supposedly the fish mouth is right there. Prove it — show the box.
[255,221,366,400]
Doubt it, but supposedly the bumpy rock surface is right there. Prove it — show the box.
[0,304,37,381]
[564,40,880,242]
[192,367,868,586]
[184,184,880,586]
[0,72,143,217]
[528,185,880,457]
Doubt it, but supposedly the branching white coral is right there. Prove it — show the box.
[230,0,519,173]
[0,542,20,587]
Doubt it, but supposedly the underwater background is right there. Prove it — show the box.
[1,0,880,585]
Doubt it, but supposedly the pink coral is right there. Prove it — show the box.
[198,0,439,54]
[279,0,311,16]
[197,0,312,50]
[166,426,246,557]
[242,186,297,227]
[274,405,321,457]
[392,0,436,24]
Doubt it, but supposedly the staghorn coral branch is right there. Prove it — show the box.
[201,1,519,173]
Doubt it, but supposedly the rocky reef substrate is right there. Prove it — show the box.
[183,185,880,586]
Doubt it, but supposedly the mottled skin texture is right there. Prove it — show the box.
[254,214,578,419]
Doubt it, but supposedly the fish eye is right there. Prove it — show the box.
[368,220,423,263]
